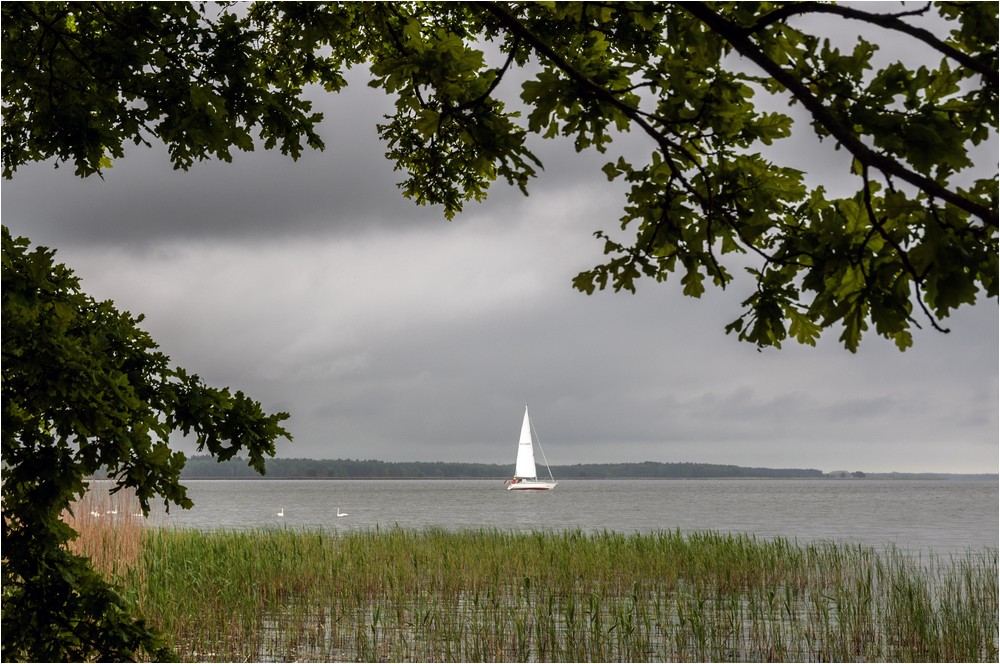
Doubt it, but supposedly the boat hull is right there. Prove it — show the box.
[506,480,557,491]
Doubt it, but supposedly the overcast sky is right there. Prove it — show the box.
[3,12,997,474]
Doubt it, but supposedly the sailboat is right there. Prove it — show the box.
[505,406,557,491]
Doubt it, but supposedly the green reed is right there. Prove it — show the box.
[123,527,998,662]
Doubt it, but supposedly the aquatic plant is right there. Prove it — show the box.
[97,527,998,661]
[65,494,997,662]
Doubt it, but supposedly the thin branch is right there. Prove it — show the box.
[680,1,998,228]
[859,164,950,333]
[453,36,522,113]
[478,0,720,224]
[477,2,680,158]
[750,1,997,85]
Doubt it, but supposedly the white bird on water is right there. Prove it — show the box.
[276,507,284,517]
[337,508,348,517]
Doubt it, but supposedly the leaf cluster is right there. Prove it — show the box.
[1,228,291,661]
[5,2,994,351]
[1,2,324,177]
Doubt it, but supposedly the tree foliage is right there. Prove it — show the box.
[1,228,291,660]
[3,1,996,352]
[0,2,996,660]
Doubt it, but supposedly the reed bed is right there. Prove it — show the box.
[63,484,149,582]
[91,526,996,662]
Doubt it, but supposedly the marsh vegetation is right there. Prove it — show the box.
[68,490,997,662]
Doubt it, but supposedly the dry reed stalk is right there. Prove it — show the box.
[63,481,147,581]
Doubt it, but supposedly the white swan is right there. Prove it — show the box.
[276,507,284,517]
[337,508,348,517]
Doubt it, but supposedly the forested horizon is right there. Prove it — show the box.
[177,455,824,479]
[170,456,995,481]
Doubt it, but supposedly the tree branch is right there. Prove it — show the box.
[478,0,725,228]
[859,164,949,334]
[477,2,679,158]
[750,1,997,86]
[680,1,999,228]
[453,36,521,113]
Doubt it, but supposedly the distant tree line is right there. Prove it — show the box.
[556,461,825,479]
[178,456,826,479]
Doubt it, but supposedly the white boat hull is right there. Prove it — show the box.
[506,479,557,491]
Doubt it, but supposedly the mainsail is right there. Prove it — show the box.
[513,406,537,479]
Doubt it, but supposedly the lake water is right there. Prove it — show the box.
[143,478,998,556]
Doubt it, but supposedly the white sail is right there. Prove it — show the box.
[513,406,537,479]
[507,406,557,491]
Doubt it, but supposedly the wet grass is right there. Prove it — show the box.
[67,519,997,662]
[66,488,997,661]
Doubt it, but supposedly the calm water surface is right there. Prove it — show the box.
[144,478,997,556]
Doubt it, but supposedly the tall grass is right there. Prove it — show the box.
[63,483,148,582]
[89,526,997,662]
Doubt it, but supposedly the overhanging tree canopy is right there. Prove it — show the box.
[3,1,996,351]
[2,3,996,660]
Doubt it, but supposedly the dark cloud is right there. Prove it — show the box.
[2,15,996,474]
[1,88,436,246]
[1,61,642,252]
